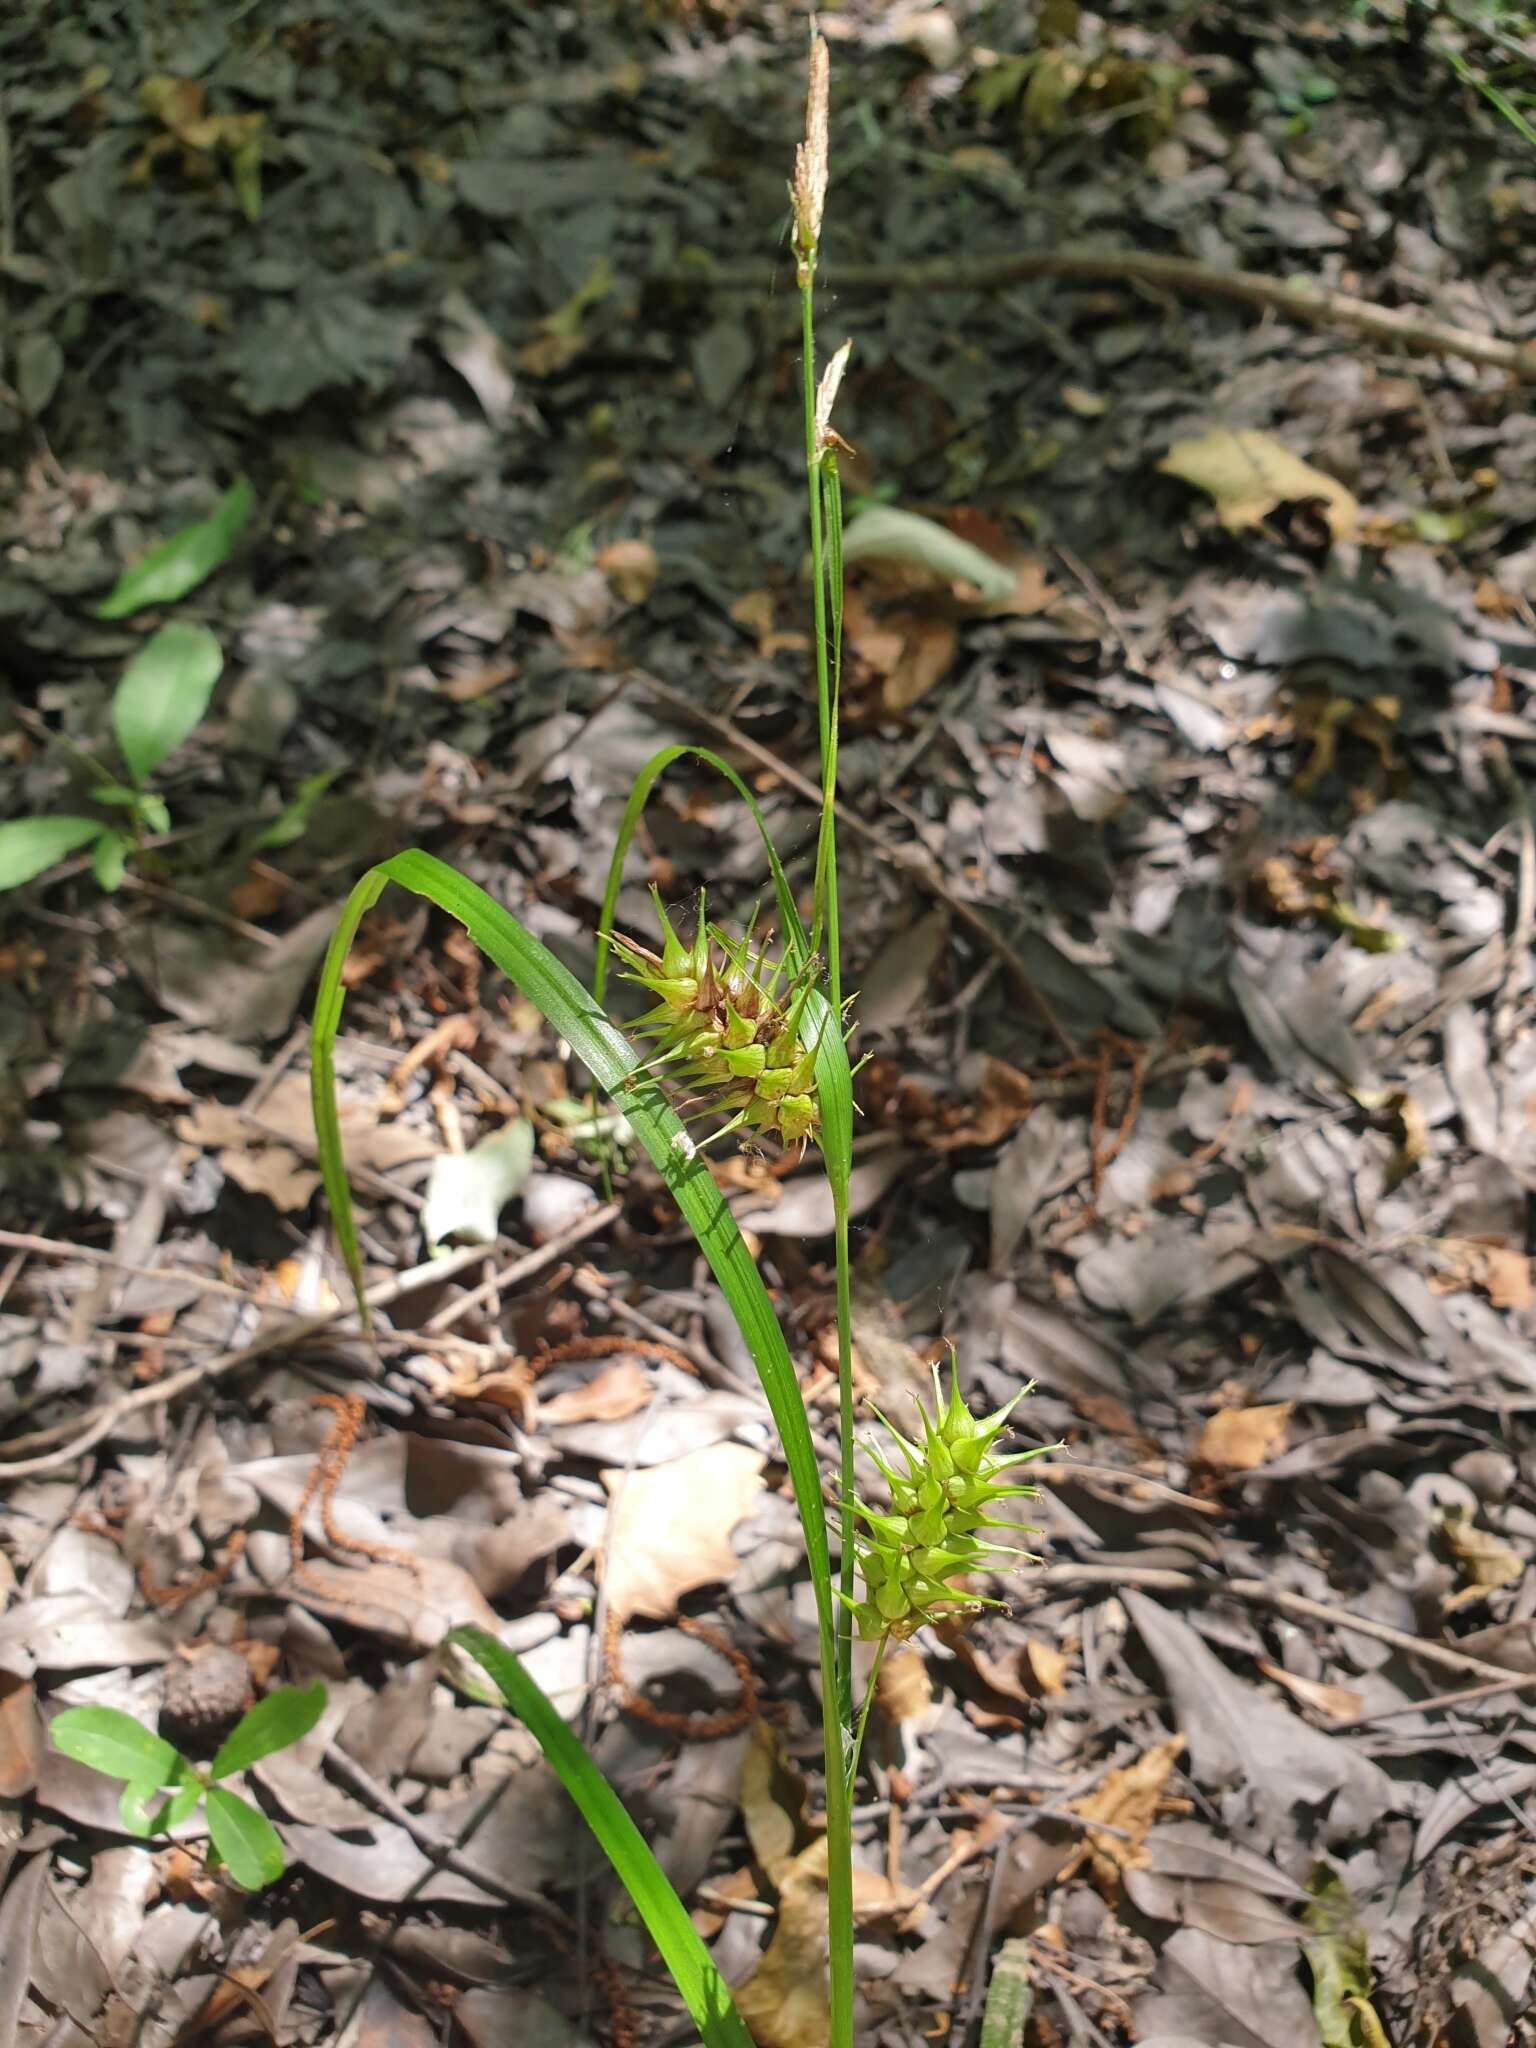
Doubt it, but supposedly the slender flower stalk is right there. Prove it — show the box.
[793,37,858,2048]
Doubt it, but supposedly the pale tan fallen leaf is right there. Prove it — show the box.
[876,1647,933,1724]
[600,1442,765,1622]
[739,1718,808,1881]
[539,1359,654,1425]
[734,1842,834,2048]
[283,1556,498,1652]
[1256,1659,1364,1721]
[1066,1735,1186,1887]
[883,611,957,713]
[1429,1237,1534,1312]
[0,1672,41,1798]
[596,538,658,605]
[1441,1511,1524,1605]
[1195,1401,1293,1473]
[1159,428,1357,539]
[736,1837,916,2048]
[1023,1637,1071,1695]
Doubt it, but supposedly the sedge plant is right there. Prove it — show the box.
[308,40,1046,2048]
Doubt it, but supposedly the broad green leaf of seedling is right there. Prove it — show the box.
[204,1784,286,1890]
[113,622,224,784]
[207,1681,327,1779]
[50,1704,181,1787]
[0,816,106,892]
[96,477,254,619]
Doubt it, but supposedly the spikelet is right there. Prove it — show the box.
[612,890,825,1151]
[846,1365,1053,1641]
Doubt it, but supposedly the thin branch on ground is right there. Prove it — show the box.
[0,1203,620,1479]
[681,245,1536,380]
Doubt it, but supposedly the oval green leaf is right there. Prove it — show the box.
[50,1705,181,1786]
[0,816,105,892]
[113,621,224,784]
[96,477,255,619]
[204,1784,286,1889]
[208,1681,327,1781]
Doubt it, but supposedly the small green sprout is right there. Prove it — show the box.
[49,1680,325,1891]
[848,1366,1056,1641]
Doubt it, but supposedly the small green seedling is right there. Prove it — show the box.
[0,477,252,896]
[49,1680,325,1891]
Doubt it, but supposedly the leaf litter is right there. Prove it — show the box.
[2,1,1536,2045]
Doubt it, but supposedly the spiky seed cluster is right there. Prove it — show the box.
[614,890,823,1150]
[848,1368,1048,1641]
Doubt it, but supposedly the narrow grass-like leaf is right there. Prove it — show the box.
[204,1784,286,1889]
[452,1625,754,2048]
[208,1682,327,1780]
[310,850,853,2047]
[592,742,805,1006]
[310,851,832,1611]
[97,477,255,619]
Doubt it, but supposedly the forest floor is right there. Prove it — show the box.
[3,2,1536,2045]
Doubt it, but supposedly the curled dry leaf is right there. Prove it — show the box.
[596,538,659,605]
[1194,1402,1293,1473]
[1158,427,1358,540]
[600,1442,766,1623]
[1255,1661,1364,1722]
[1065,1735,1187,1889]
[876,1647,934,1725]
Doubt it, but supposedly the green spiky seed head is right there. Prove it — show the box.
[844,1363,1055,1641]
[611,890,829,1151]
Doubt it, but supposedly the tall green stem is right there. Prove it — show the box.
[801,239,856,2048]
[800,277,856,1732]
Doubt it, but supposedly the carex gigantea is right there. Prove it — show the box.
[612,889,827,1150]
[847,1365,1053,1641]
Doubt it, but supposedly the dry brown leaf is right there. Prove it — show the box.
[876,1647,933,1724]
[883,611,957,713]
[600,1442,765,1622]
[0,1672,41,1798]
[1429,1238,1534,1312]
[1066,1735,1186,1888]
[1195,1401,1293,1473]
[1255,1659,1364,1721]
[734,1841,835,2048]
[1159,427,1357,539]
[283,1556,498,1651]
[539,1360,654,1425]
[736,1837,917,2048]
[1441,1512,1524,1604]
[1023,1638,1071,1695]
[176,1072,437,1214]
[596,538,659,604]
[739,1718,809,1881]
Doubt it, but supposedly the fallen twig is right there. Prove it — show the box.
[1034,1561,1532,1687]
[679,246,1536,381]
[0,1203,620,1479]
[321,1739,572,1929]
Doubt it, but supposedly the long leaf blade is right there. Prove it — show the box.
[452,1625,753,2048]
[308,851,833,1607]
